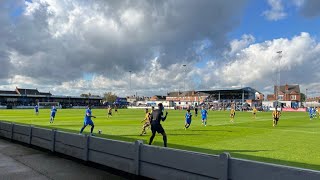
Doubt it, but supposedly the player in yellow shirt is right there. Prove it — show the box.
[140,108,151,136]
[272,106,281,127]
[230,108,235,123]
[107,106,112,118]
[252,107,257,119]
[317,107,320,118]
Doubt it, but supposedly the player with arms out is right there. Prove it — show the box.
[201,106,208,126]
[34,104,39,115]
[140,108,151,136]
[272,106,281,127]
[184,109,192,130]
[149,103,168,147]
[80,105,96,136]
[49,105,57,123]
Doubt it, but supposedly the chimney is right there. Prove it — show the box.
[285,84,289,91]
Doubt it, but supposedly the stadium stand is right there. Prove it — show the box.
[0,87,102,108]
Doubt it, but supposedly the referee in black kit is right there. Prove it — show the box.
[148,103,168,147]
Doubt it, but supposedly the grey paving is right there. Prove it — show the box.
[0,138,128,180]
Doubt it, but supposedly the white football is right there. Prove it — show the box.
[98,130,102,134]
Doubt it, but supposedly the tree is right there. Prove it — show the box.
[103,92,117,103]
[80,94,89,98]
[80,93,96,98]
[300,93,306,102]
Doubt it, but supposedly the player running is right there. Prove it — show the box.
[140,108,151,136]
[184,109,192,130]
[201,106,208,126]
[34,104,39,115]
[80,105,96,136]
[252,107,257,119]
[107,106,112,118]
[49,105,57,123]
[272,106,281,127]
[149,103,168,147]
[308,107,314,120]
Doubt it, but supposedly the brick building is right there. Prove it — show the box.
[267,84,301,102]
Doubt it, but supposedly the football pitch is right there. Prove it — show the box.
[0,108,319,171]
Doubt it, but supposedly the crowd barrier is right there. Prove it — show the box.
[0,121,319,180]
[282,108,307,112]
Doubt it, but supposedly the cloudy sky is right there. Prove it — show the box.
[1,0,320,97]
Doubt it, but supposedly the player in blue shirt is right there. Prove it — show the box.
[80,105,96,136]
[49,106,57,123]
[184,109,192,130]
[34,105,39,115]
[309,107,315,120]
[201,106,208,126]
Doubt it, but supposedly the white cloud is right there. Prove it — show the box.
[3,32,320,97]
[42,31,320,97]
[8,75,36,85]
[262,0,287,21]
[226,34,255,56]
[120,8,144,28]
[0,0,250,96]
[3,1,320,98]
[217,32,320,95]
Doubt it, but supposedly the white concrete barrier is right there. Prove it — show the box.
[0,121,320,180]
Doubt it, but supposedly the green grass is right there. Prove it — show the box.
[0,108,319,171]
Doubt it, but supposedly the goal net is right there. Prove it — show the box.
[38,102,60,109]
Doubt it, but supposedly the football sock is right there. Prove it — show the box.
[163,136,167,147]
[90,125,94,133]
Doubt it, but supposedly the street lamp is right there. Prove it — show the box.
[306,88,308,106]
[182,64,186,92]
[276,51,282,108]
[129,70,132,94]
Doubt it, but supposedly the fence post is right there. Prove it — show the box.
[10,123,14,140]
[219,152,230,180]
[83,135,90,161]
[51,129,56,152]
[134,140,143,176]
[29,125,33,145]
